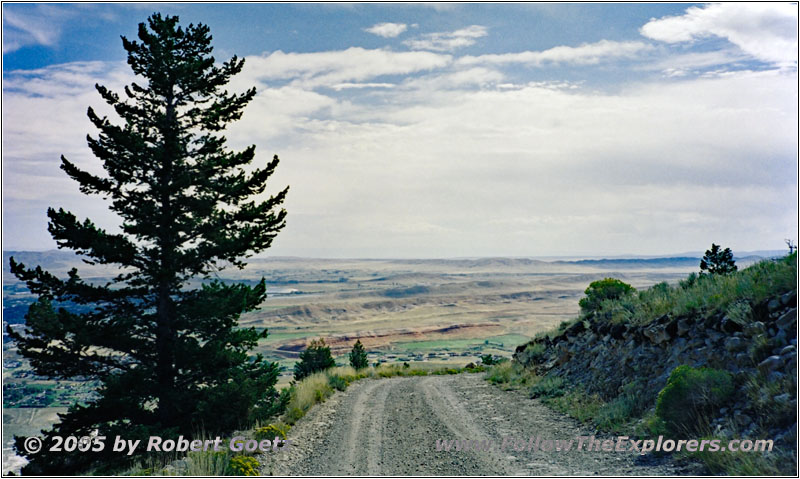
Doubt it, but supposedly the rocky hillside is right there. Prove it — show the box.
[512,253,797,474]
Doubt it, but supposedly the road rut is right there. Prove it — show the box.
[260,374,691,475]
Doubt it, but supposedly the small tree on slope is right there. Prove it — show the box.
[700,243,737,276]
[294,339,336,380]
[349,339,369,370]
[8,14,288,474]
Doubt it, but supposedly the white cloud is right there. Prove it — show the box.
[2,6,71,53]
[404,25,487,52]
[641,3,798,67]
[401,67,504,91]
[364,22,408,38]
[331,82,395,91]
[3,48,796,256]
[641,48,751,75]
[239,47,452,88]
[459,40,653,66]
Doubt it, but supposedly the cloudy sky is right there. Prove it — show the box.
[2,3,797,258]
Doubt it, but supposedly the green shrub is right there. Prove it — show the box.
[745,372,795,431]
[725,301,752,326]
[294,339,336,381]
[749,335,773,363]
[596,392,641,432]
[328,374,348,392]
[679,272,698,290]
[579,278,636,314]
[545,389,603,424]
[689,442,794,475]
[228,456,260,476]
[486,362,515,386]
[254,424,290,441]
[185,450,233,476]
[655,365,734,435]
[286,407,304,424]
[480,354,497,366]
[521,342,547,364]
[529,376,566,398]
[464,364,485,373]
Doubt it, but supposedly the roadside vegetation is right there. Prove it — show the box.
[579,251,795,327]
[490,249,797,476]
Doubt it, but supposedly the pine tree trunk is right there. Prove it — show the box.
[156,93,178,425]
[156,281,176,424]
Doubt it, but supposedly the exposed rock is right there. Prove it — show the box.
[734,352,749,366]
[665,318,679,337]
[777,308,797,330]
[556,345,571,366]
[676,319,690,336]
[610,323,627,340]
[781,291,797,307]
[734,412,752,427]
[744,321,766,336]
[596,321,611,336]
[643,325,671,345]
[758,355,784,374]
[720,317,743,334]
[706,330,724,343]
[768,371,786,383]
[774,393,792,404]
[784,351,797,371]
[565,320,586,337]
[768,299,782,312]
[511,290,797,458]
[782,290,797,307]
[774,329,788,346]
[724,337,747,352]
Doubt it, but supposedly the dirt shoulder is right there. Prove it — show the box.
[260,373,694,475]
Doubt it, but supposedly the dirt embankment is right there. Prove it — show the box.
[260,374,693,475]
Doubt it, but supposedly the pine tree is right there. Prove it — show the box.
[294,339,336,380]
[8,14,288,474]
[349,339,369,369]
[700,243,737,275]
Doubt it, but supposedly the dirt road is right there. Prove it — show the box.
[260,374,692,475]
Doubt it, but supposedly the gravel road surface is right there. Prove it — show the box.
[260,374,694,475]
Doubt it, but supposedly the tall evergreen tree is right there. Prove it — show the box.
[8,14,288,474]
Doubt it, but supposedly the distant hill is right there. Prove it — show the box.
[559,257,701,267]
[3,250,782,276]
[3,250,82,275]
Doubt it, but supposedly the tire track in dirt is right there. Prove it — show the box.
[260,374,695,476]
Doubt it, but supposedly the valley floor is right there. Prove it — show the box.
[260,374,697,475]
